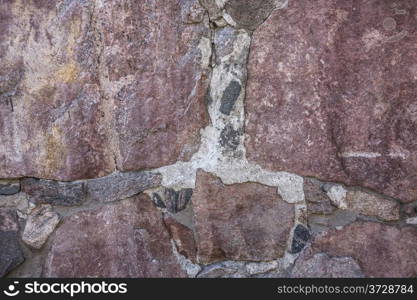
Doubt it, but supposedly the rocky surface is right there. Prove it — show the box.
[0,209,24,277]
[0,180,20,195]
[246,0,417,203]
[192,170,294,263]
[44,195,186,278]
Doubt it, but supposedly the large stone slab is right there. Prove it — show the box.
[0,0,209,181]
[192,170,294,263]
[309,222,417,277]
[245,0,417,203]
[0,209,24,277]
[44,195,186,277]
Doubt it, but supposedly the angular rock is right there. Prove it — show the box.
[246,0,417,203]
[304,178,336,215]
[164,216,197,262]
[0,180,20,195]
[292,252,363,278]
[197,261,247,278]
[290,224,311,254]
[22,178,87,206]
[192,170,294,263]
[152,187,193,213]
[87,171,162,203]
[98,0,210,172]
[0,209,24,277]
[22,205,60,249]
[44,195,187,277]
[310,222,417,277]
[0,193,30,218]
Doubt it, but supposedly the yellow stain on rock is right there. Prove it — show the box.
[56,62,79,83]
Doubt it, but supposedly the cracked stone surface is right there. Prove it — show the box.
[192,170,294,263]
[0,209,24,277]
[246,0,417,203]
[44,194,187,278]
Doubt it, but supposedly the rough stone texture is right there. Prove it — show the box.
[304,178,336,215]
[291,224,311,254]
[292,252,364,278]
[0,209,24,277]
[87,171,162,203]
[310,222,417,277]
[22,205,60,249]
[98,0,210,172]
[164,216,197,262]
[22,178,87,206]
[0,180,20,195]
[192,170,294,263]
[44,195,187,278]
[246,0,417,203]
[152,187,193,213]
[0,0,209,181]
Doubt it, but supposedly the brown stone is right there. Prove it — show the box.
[164,216,197,262]
[192,170,294,263]
[304,179,336,215]
[310,222,417,277]
[0,0,209,181]
[246,0,417,203]
[44,194,187,278]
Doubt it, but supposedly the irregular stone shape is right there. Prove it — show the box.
[0,193,30,217]
[220,124,242,151]
[345,191,399,221]
[197,261,247,278]
[22,178,87,206]
[164,216,197,262]
[22,205,60,249]
[291,224,311,254]
[292,252,363,278]
[0,209,24,277]
[246,261,279,275]
[0,0,209,181]
[402,201,417,218]
[0,180,20,195]
[152,187,193,213]
[325,185,348,209]
[0,1,115,181]
[192,170,294,263]
[44,195,186,278]
[219,80,241,115]
[304,178,336,215]
[308,210,358,234]
[87,171,162,203]
[310,222,417,277]
[246,0,417,203]
[97,0,210,172]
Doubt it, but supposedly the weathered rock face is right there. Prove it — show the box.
[246,0,417,203]
[309,222,417,277]
[44,195,186,278]
[0,0,209,181]
[192,170,294,263]
[0,209,24,277]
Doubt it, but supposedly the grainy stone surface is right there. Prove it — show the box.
[0,180,20,195]
[292,252,364,278]
[304,178,336,215]
[164,216,197,262]
[22,205,60,249]
[44,195,187,278]
[0,209,24,277]
[192,170,294,263]
[246,0,417,203]
[310,222,417,277]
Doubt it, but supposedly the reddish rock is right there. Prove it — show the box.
[97,0,210,171]
[192,170,294,263]
[246,0,417,202]
[44,195,187,278]
[164,216,197,262]
[310,222,417,277]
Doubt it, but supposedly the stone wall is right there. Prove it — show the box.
[1,0,416,278]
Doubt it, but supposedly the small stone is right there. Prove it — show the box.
[0,193,30,218]
[406,217,417,225]
[197,261,247,278]
[219,124,241,151]
[291,224,311,254]
[304,179,336,215]
[193,170,294,263]
[164,216,197,262]
[22,178,87,206]
[0,180,20,195]
[246,261,279,275]
[87,171,162,203]
[164,188,193,213]
[0,209,24,277]
[219,80,241,115]
[22,205,60,249]
[292,252,364,278]
[326,185,347,209]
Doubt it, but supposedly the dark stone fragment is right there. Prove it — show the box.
[291,224,311,254]
[164,188,193,213]
[0,182,20,196]
[220,124,241,151]
[22,178,87,206]
[152,193,166,209]
[219,80,241,115]
[0,232,25,277]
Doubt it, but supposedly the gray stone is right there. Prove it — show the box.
[87,171,162,203]
[197,261,247,278]
[0,180,20,195]
[22,205,60,249]
[219,80,241,115]
[291,224,311,254]
[22,178,87,206]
